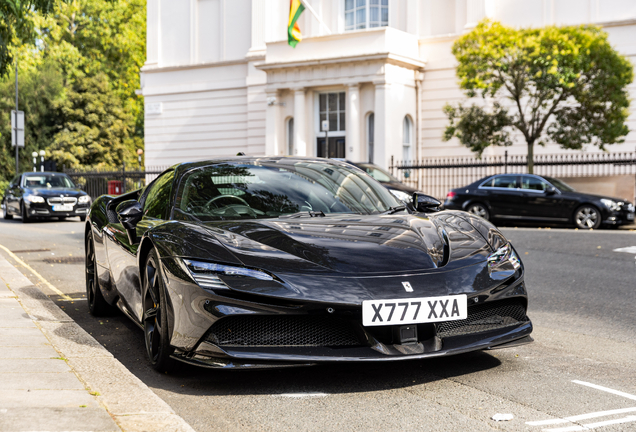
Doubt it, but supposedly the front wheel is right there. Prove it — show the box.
[86,231,112,316]
[21,202,30,223]
[467,203,490,221]
[574,205,601,229]
[3,201,12,220]
[143,250,176,373]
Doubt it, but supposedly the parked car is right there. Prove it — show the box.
[2,172,91,222]
[86,157,532,372]
[350,162,418,203]
[443,173,635,229]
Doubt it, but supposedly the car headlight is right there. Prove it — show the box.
[600,199,619,211]
[487,243,521,276]
[25,195,45,204]
[78,195,91,204]
[389,189,412,203]
[183,259,274,290]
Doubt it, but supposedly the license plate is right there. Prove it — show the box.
[362,294,467,327]
[628,213,634,221]
[52,204,74,212]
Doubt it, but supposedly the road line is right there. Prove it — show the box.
[573,380,636,401]
[613,246,636,254]
[0,243,73,301]
[544,415,636,431]
[527,407,636,426]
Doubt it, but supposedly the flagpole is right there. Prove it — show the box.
[299,0,331,34]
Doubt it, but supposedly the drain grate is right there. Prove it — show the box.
[43,256,84,264]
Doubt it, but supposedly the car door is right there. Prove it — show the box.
[478,175,521,218]
[518,175,568,220]
[104,170,175,321]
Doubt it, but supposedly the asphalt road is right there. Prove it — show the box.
[1,215,635,431]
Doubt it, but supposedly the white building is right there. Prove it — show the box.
[140,0,636,169]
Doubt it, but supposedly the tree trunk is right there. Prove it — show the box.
[527,141,534,174]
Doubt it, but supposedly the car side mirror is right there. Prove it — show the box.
[413,193,441,212]
[545,186,557,195]
[116,200,143,244]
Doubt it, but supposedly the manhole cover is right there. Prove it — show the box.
[43,256,84,264]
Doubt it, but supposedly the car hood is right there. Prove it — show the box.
[26,187,86,197]
[195,211,491,276]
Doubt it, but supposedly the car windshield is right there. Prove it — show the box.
[175,161,401,221]
[544,176,575,192]
[22,174,75,188]
[356,163,400,183]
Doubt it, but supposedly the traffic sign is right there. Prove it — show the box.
[11,110,24,148]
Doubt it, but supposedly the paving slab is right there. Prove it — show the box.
[0,407,119,432]
[0,345,59,358]
[0,389,99,408]
[0,372,86,390]
[0,357,72,373]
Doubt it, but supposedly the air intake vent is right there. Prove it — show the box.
[436,299,528,338]
[206,315,361,347]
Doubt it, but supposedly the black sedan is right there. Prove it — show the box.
[85,157,532,372]
[2,172,91,222]
[443,173,635,229]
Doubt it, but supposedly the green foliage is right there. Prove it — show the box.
[0,0,145,181]
[444,20,633,172]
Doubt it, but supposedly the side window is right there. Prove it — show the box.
[143,170,175,219]
[521,176,549,191]
[491,175,518,189]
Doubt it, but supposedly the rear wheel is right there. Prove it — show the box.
[86,231,112,316]
[3,200,12,220]
[21,202,29,223]
[467,203,490,220]
[574,205,601,229]
[143,250,176,373]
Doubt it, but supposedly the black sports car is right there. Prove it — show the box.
[2,172,91,222]
[85,157,532,371]
[443,173,635,229]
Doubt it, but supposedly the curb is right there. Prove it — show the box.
[0,253,196,432]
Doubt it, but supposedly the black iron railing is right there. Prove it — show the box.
[64,164,169,199]
[390,150,636,200]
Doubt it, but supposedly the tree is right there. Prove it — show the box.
[443,20,634,173]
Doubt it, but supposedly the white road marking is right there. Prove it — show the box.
[572,380,636,401]
[543,415,636,432]
[276,393,328,398]
[613,246,636,254]
[527,407,636,426]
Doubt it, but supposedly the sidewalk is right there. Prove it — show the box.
[0,254,196,432]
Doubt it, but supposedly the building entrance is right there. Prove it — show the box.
[317,137,346,158]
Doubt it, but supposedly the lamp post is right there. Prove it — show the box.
[39,150,45,172]
[137,148,143,168]
[31,152,37,172]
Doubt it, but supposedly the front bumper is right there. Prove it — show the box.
[25,202,90,218]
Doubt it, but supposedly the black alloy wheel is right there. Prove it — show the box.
[21,202,29,223]
[467,203,490,220]
[3,201,12,220]
[574,205,601,229]
[85,231,111,316]
[143,250,175,372]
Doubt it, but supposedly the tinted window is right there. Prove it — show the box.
[544,176,575,192]
[482,175,517,188]
[520,176,550,191]
[176,161,400,221]
[22,174,75,188]
[143,170,175,219]
[357,163,399,183]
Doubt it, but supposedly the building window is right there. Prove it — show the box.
[403,116,412,161]
[319,92,346,132]
[345,0,389,31]
[367,113,374,163]
[287,118,294,155]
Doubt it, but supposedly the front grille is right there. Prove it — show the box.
[206,315,361,347]
[47,197,77,206]
[436,299,528,338]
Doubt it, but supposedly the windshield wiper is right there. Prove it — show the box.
[279,210,326,218]
[382,205,407,215]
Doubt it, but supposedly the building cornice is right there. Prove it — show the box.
[256,52,425,72]
[141,57,252,74]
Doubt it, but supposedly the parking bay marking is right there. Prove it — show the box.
[613,246,636,254]
[527,381,636,431]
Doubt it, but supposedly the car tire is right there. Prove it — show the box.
[466,203,490,220]
[574,205,601,230]
[80,215,86,222]
[21,202,30,223]
[86,231,112,316]
[3,201,12,220]
[58,216,66,221]
[143,249,176,373]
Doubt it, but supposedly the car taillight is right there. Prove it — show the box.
[446,191,456,200]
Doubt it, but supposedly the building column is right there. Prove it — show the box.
[293,88,307,156]
[146,0,160,67]
[374,82,389,169]
[265,90,278,156]
[248,0,266,55]
[346,84,361,162]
